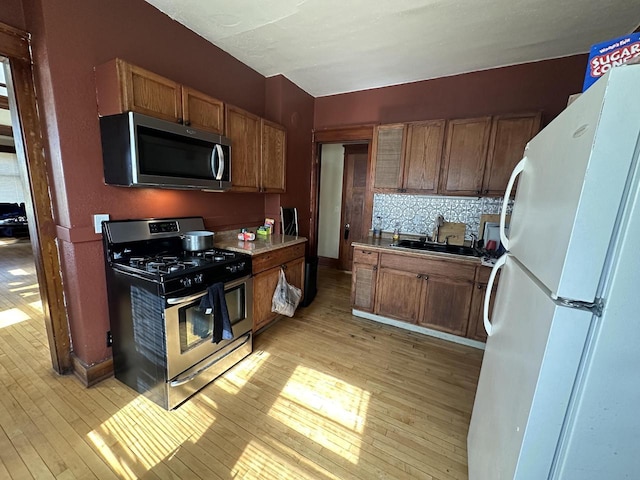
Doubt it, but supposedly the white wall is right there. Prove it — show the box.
[0,152,26,204]
[317,144,344,259]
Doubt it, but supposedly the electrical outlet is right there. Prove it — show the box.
[106,330,113,347]
[93,214,110,233]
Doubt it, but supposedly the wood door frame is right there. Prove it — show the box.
[1,22,71,374]
[309,125,375,258]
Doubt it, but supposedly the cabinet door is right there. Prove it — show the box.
[252,266,280,331]
[404,120,445,193]
[371,124,405,190]
[483,113,541,196]
[374,267,423,323]
[182,87,224,134]
[351,262,378,312]
[439,117,492,196]
[118,60,182,122]
[419,275,473,336]
[261,119,287,193]
[467,270,500,342]
[226,105,260,192]
[252,257,305,332]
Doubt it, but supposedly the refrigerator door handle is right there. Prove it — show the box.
[484,254,507,336]
[500,157,526,250]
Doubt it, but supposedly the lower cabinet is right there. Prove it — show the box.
[252,244,305,332]
[467,267,500,342]
[352,247,496,342]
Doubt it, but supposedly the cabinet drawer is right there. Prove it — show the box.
[380,252,475,280]
[353,248,379,265]
[252,243,305,274]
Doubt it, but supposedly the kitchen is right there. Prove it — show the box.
[0,0,639,478]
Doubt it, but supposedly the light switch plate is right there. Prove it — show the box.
[93,214,110,234]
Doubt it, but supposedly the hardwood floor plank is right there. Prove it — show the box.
[0,243,483,479]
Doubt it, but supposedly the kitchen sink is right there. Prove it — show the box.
[395,239,479,257]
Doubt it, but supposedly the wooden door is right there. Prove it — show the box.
[182,87,224,134]
[261,119,287,193]
[483,113,542,196]
[339,144,369,271]
[419,275,474,335]
[375,267,424,323]
[403,120,445,193]
[439,117,492,196]
[118,59,182,122]
[371,124,405,190]
[226,105,260,192]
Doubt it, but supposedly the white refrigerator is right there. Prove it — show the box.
[467,62,640,479]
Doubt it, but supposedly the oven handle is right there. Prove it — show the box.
[169,332,251,387]
[166,275,251,305]
[167,291,206,305]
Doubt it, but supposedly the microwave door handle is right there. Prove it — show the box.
[215,144,224,181]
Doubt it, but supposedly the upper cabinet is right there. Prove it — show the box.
[483,113,542,196]
[404,120,446,193]
[370,112,540,197]
[371,124,405,190]
[225,105,261,192]
[95,58,224,134]
[439,117,492,196]
[261,119,287,193]
[225,106,287,193]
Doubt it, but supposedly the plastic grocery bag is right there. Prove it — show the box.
[271,267,302,317]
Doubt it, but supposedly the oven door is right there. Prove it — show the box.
[164,276,252,380]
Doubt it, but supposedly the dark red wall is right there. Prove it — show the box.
[314,55,589,129]
[0,0,25,30]
[6,0,313,367]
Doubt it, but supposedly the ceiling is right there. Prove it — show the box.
[148,1,639,97]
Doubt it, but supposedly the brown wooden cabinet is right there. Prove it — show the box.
[375,267,423,322]
[95,58,224,134]
[351,248,379,312]
[371,124,405,190]
[252,243,305,332]
[467,267,500,342]
[403,120,446,193]
[261,119,287,193]
[483,113,542,196]
[419,275,474,336]
[225,105,287,193]
[439,117,492,196]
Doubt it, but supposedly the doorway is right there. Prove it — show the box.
[0,23,70,374]
[311,125,374,273]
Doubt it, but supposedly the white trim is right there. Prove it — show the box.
[352,309,486,350]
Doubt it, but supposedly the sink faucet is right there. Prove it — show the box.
[434,215,445,243]
[470,233,478,249]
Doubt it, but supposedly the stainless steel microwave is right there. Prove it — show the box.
[100,112,231,191]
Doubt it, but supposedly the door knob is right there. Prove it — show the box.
[344,223,350,240]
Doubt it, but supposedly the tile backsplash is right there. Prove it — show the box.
[373,193,513,239]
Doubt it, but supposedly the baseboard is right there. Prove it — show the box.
[318,256,340,268]
[71,354,114,386]
[352,309,486,350]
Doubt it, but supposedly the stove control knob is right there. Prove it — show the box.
[194,274,204,284]
[181,277,192,288]
[226,265,237,273]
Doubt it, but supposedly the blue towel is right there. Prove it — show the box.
[199,283,233,343]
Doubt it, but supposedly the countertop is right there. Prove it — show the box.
[214,233,307,256]
[352,235,488,266]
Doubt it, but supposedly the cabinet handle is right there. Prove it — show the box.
[476,190,481,195]
[423,275,429,280]
[281,264,288,271]
[184,120,191,126]
[416,274,422,279]
[483,189,488,194]
[373,265,378,271]
[362,250,371,254]
[177,118,183,124]
[477,283,486,290]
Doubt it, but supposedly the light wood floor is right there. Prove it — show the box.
[0,240,484,479]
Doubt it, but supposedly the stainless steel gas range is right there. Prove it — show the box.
[102,217,253,410]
